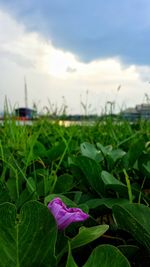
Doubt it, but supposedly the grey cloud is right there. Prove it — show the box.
[66,66,77,73]
[0,0,150,66]
[0,50,34,68]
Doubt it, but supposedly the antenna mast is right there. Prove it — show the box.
[24,77,28,108]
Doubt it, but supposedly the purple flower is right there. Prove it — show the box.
[48,197,89,230]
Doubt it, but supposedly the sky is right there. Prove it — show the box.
[0,0,150,114]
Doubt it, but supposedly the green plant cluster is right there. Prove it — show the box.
[0,117,150,267]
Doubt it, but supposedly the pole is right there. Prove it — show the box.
[24,77,28,108]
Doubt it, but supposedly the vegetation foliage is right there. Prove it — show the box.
[0,117,150,266]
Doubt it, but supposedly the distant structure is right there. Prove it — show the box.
[24,77,28,108]
[15,107,36,120]
[121,103,150,120]
[14,78,36,120]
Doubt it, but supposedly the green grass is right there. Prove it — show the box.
[0,117,150,266]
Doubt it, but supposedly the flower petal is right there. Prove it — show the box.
[48,197,89,230]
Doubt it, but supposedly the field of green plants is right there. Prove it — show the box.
[0,117,150,267]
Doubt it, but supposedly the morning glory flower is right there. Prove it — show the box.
[48,197,89,230]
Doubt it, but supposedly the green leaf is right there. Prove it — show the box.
[83,244,131,267]
[85,198,129,210]
[16,188,37,209]
[108,149,126,163]
[117,245,139,259]
[0,201,57,267]
[101,171,125,186]
[74,156,104,196]
[101,171,128,197]
[6,177,18,202]
[33,140,47,158]
[80,142,103,162]
[97,143,112,156]
[47,142,66,161]
[54,174,74,193]
[96,143,126,170]
[138,153,150,176]
[71,225,109,249]
[66,242,78,267]
[113,203,150,250]
[123,137,145,169]
[106,149,126,170]
[143,161,150,177]
[0,181,10,203]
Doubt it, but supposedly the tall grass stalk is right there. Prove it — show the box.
[123,169,133,203]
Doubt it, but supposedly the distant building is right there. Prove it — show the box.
[122,103,150,120]
[15,108,37,120]
[136,104,150,119]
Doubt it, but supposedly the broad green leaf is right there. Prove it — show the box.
[138,152,150,176]
[0,201,57,267]
[71,225,109,249]
[80,142,103,162]
[47,141,66,161]
[123,137,145,169]
[54,174,74,193]
[113,203,150,250]
[66,242,78,267]
[96,143,126,170]
[143,161,150,177]
[101,171,125,186]
[101,171,128,197]
[106,149,126,170]
[85,198,129,209]
[101,170,140,199]
[33,140,47,158]
[0,181,10,203]
[105,184,129,198]
[108,149,126,163]
[74,191,82,204]
[118,245,139,259]
[74,156,104,196]
[97,143,113,156]
[16,188,37,209]
[83,244,131,267]
[68,156,89,186]
[6,176,18,202]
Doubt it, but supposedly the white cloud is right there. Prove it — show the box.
[0,8,150,114]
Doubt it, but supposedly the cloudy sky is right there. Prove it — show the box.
[0,0,150,114]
